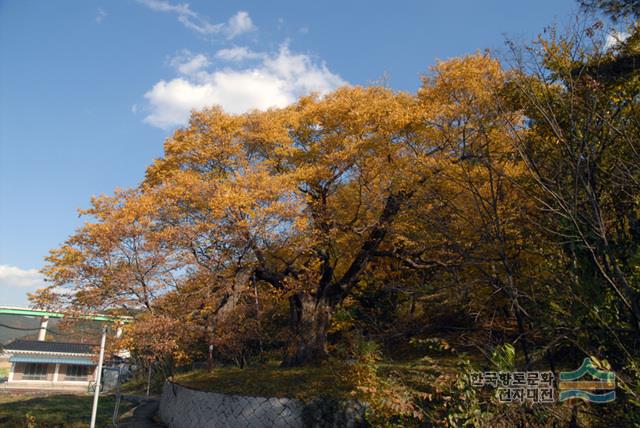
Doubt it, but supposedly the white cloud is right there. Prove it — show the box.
[96,8,107,24]
[226,11,256,39]
[170,51,210,75]
[144,78,218,128]
[605,30,630,49]
[142,44,346,129]
[177,14,223,35]
[136,0,255,38]
[0,265,45,289]
[215,46,262,62]
[136,0,193,15]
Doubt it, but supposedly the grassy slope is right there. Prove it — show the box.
[171,363,353,401]
[151,353,462,402]
[0,394,133,428]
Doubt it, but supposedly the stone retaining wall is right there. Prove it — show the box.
[158,381,367,428]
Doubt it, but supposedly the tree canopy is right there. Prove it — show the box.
[35,12,640,426]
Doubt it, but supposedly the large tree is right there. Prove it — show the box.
[37,56,526,366]
[141,86,431,365]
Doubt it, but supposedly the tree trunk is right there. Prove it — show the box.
[282,293,334,366]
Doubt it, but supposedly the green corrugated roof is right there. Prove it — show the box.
[0,307,132,323]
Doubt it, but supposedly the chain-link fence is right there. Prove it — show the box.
[158,381,368,428]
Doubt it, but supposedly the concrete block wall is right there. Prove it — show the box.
[159,381,368,428]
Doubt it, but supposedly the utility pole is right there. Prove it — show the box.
[146,364,152,397]
[207,344,214,372]
[90,326,107,428]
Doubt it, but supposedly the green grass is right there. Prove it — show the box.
[158,353,462,402]
[0,393,134,428]
[166,361,354,401]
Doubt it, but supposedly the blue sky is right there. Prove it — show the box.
[0,0,578,306]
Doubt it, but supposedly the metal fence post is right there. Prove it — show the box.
[90,325,107,428]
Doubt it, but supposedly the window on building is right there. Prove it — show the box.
[23,363,48,380]
[65,364,89,381]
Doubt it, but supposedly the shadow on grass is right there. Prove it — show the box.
[0,393,132,428]
[170,362,354,402]
[124,354,463,403]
